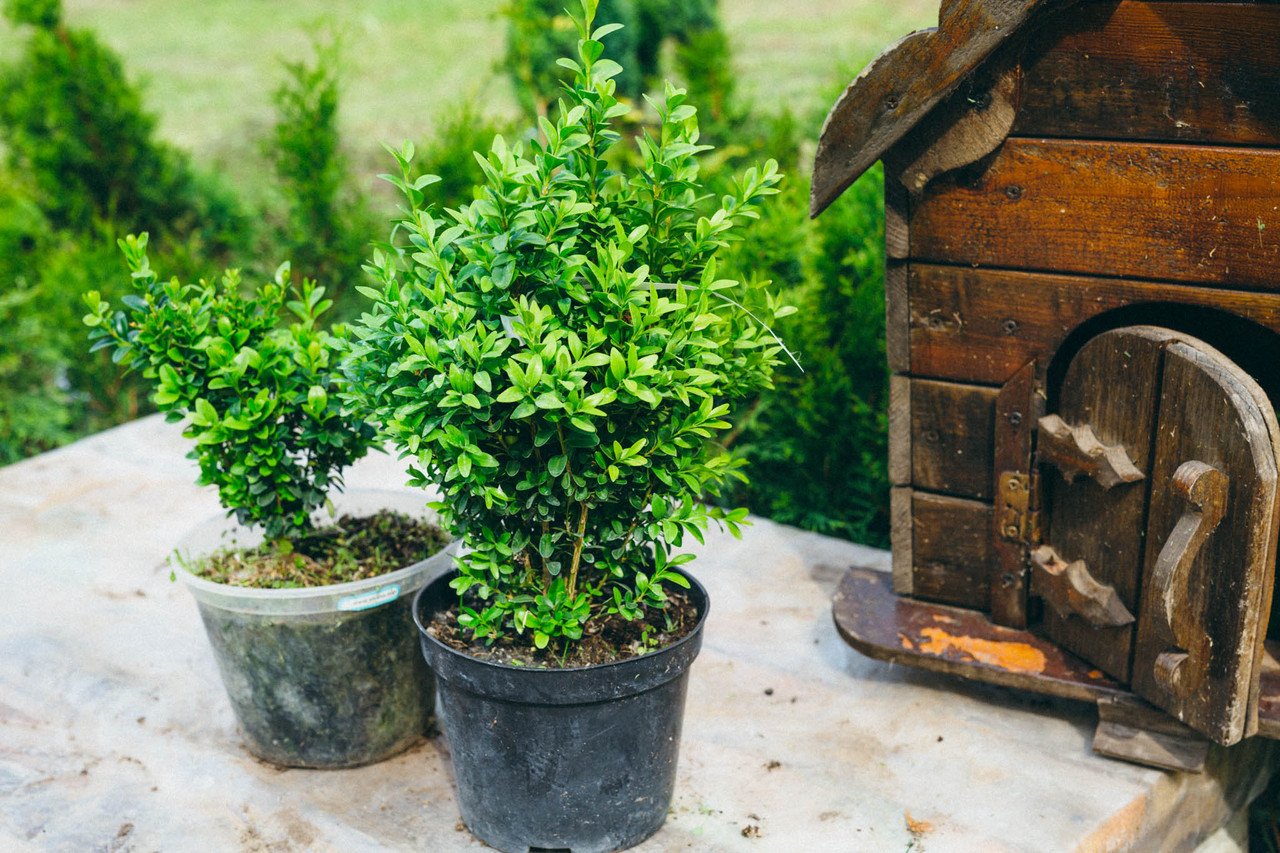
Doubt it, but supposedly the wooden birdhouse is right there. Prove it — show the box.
[816,0,1280,769]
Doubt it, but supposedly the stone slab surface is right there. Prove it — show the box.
[0,415,1274,852]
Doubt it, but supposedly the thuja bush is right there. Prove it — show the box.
[346,0,786,647]
[0,284,72,463]
[721,167,889,546]
[84,234,378,541]
[0,0,243,245]
[267,34,374,316]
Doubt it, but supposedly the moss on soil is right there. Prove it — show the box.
[194,510,450,588]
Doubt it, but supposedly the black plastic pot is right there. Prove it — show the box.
[186,545,455,768]
[414,571,708,853]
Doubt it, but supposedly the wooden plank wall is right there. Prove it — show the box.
[887,0,1280,613]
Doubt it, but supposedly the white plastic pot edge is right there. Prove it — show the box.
[181,541,459,617]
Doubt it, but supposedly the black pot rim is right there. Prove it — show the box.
[412,567,709,676]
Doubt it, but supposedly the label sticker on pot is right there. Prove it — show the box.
[337,584,401,612]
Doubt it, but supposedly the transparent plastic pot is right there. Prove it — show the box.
[177,489,456,768]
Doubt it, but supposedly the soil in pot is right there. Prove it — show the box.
[414,571,708,853]
[426,586,698,668]
[186,510,452,769]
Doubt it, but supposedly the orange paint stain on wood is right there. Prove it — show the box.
[908,626,1049,675]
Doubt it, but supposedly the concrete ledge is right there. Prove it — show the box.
[0,415,1272,850]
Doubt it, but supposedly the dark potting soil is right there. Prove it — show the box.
[426,587,699,668]
[198,593,435,768]
[196,510,450,588]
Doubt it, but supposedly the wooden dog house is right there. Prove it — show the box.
[815,0,1280,769]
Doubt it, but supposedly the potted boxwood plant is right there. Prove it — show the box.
[83,236,451,768]
[343,2,786,848]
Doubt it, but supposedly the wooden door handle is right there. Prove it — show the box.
[1038,415,1144,489]
[1149,460,1227,698]
[1030,545,1135,628]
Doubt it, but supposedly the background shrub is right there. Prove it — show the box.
[0,0,244,247]
[0,0,893,557]
[720,169,888,546]
[265,34,376,317]
[503,0,720,117]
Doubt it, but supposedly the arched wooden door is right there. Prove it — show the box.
[1033,326,1280,745]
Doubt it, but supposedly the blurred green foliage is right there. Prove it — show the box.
[0,0,244,243]
[0,0,891,555]
[502,0,718,116]
[266,34,376,318]
[719,171,888,546]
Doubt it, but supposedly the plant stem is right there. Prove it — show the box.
[566,501,589,598]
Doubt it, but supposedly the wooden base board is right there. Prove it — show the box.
[1093,695,1210,773]
[831,567,1280,744]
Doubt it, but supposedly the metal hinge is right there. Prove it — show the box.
[997,471,1041,545]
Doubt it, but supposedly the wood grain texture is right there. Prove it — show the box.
[891,485,914,595]
[811,0,1056,216]
[1037,415,1144,489]
[899,64,1021,195]
[884,172,911,262]
[1131,339,1280,745]
[990,361,1037,628]
[885,262,910,373]
[910,139,1280,290]
[910,379,998,499]
[1092,695,1210,773]
[912,491,993,609]
[908,264,1280,386]
[1017,1,1280,146]
[1038,327,1168,682]
[832,566,1126,703]
[889,374,912,485]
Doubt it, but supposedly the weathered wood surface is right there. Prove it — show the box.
[911,491,992,609]
[1037,327,1167,682]
[1145,461,1227,701]
[833,568,1280,739]
[898,64,1021,196]
[1093,695,1210,773]
[888,375,912,486]
[885,262,910,372]
[910,379,998,499]
[884,170,911,262]
[891,485,914,595]
[1131,339,1280,746]
[910,139,1280,289]
[1037,415,1144,490]
[832,566,1126,703]
[1017,1,1280,147]
[990,361,1037,628]
[1030,545,1135,629]
[811,0,1058,216]
[908,265,1280,386]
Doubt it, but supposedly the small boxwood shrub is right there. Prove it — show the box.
[346,2,787,648]
[84,235,379,541]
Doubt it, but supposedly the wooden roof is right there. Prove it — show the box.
[810,0,1064,217]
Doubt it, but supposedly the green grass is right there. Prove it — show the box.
[1,0,937,191]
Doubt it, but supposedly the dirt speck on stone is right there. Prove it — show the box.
[764,760,781,771]
[741,824,762,838]
[763,687,774,696]
[905,811,935,838]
